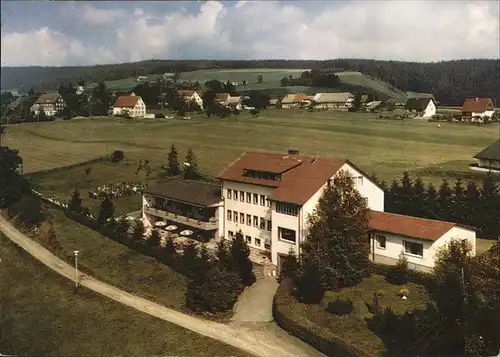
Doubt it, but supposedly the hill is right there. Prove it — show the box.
[1,59,498,106]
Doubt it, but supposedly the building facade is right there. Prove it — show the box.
[112,93,147,118]
[30,93,66,116]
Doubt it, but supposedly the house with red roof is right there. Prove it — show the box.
[112,93,146,118]
[461,97,495,119]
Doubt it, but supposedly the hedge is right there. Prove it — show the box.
[273,279,372,357]
[369,262,435,288]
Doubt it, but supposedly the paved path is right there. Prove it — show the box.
[0,215,325,357]
[232,278,278,322]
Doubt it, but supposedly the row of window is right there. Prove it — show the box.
[226,189,271,207]
[226,210,272,231]
[228,230,271,250]
[375,235,424,257]
[275,202,299,216]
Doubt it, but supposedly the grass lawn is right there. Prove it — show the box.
[476,238,497,255]
[0,233,250,357]
[30,207,189,311]
[335,71,406,102]
[291,274,431,356]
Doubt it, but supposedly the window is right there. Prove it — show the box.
[227,189,232,199]
[245,235,252,243]
[246,192,251,203]
[227,210,232,221]
[276,202,298,216]
[278,227,296,243]
[260,217,266,229]
[233,190,238,201]
[228,231,234,238]
[240,191,245,202]
[246,214,252,226]
[267,220,272,231]
[233,211,238,222]
[253,193,258,204]
[253,216,259,227]
[240,212,245,224]
[260,195,265,206]
[255,238,261,246]
[267,198,272,207]
[376,234,386,249]
[404,240,423,257]
[264,243,271,250]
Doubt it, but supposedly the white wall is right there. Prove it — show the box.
[339,163,385,211]
[271,207,300,264]
[222,181,273,251]
[424,101,436,118]
[472,110,495,118]
[478,158,500,170]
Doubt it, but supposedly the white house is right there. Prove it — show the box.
[311,92,354,110]
[178,90,203,110]
[217,150,385,267]
[216,93,242,109]
[30,93,66,117]
[473,140,500,171]
[280,94,311,109]
[367,210,476,273]
[112,93,146,118]
[461,97,495,119]
[405,98,436,118]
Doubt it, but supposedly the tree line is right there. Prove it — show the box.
[370,172,500,239]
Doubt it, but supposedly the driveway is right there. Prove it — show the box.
[232,278,278,322]
[0,215,325,357]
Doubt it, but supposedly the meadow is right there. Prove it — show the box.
[0,233,250,357]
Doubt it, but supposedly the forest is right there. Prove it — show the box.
[1,59,498,106]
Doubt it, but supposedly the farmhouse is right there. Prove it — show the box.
[311,92,354,110]
[216,93,242,109]
[178,90,203,110]
[30,93,66,117]
[365,100,383,112]
[281,93,310,109]
[367,211,476,272]
[215,149,476,272]
[112,93,146,118]
[405,98,436,118]
[142,180,223,240]
[461,97,495,119]
[473,140,500,171]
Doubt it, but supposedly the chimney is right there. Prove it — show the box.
[288,148,299,155]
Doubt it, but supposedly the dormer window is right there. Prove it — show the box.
[243,169,281,181]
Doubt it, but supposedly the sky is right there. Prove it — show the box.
[1,0,499,67]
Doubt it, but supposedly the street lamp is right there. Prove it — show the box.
[73,250,79,288]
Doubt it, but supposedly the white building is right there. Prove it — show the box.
[217,150,384,267]
[311,92,354,110]
[473,140,500,171]
[461,97,495,119]
[367,210,476,273]
[178,90,203,110]
[30,93,66,117]
[112,93,146,118]
[405,98,436,118]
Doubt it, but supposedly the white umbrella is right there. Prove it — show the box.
[165,225,178,231]
[180,229,193,236]
[155,221,166,227]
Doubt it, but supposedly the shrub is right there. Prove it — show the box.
[110,150,124,163]
[386,254,409,285]
[399,288,410,298]
[327,298,354,315]
[155,113,165,118]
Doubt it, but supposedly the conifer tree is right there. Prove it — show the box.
[399,171,414,215]
[147,229,161,247]
[230,230,255,286]
[480,174,499,238]
[424,183,439,219]
[437,180,453,220]
[451,178,466,223]
[411,176,426,217]
[67,189,83,213]
[183,147,200,180]
[97,197,115,225]
[114,218,130,242]
[301,170,370,288]
[132,219,145,242]
[167,143,180,177]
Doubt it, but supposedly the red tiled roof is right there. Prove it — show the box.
[217,151,346,205]
[461,98,494,113]
[114,95,140,108]
[216,93,230,101]
[367,210,457,241]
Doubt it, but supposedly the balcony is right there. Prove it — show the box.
[144,206,218,231]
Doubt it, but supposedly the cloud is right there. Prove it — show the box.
[1,0,499,66]
[61,3,126,26]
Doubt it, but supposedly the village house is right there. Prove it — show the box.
[365,100,383,112]
[367,211,476,272]
[142,180,223,241]
[216,93,242,110]
[280,93,311,109]
[30,93,66,117]
[311,92,354,110]
[404,98,436,118]
[473,140,500,171]
[216,149,476,273]
[177,90,203,110]
[112,93,146,118]
[461,97,495,119]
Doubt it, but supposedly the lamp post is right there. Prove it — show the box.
[73,250,79,288]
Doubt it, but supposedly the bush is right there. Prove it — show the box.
[110,150,124,163]
[399,288,409,297]
[155,113,165,118]
[386,254,409,285]
[327,298,354,315]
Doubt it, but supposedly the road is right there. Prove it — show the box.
[0,215,324,357]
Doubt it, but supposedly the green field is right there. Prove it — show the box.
[0,233,249,357]
[335,71,407,101]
